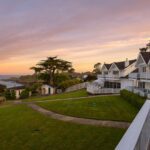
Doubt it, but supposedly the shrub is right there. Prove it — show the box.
[20,90,29,99]
[4,90,16,100]
[11,90,16,100]
[28,83,42,94]
[0,85,5,94]
[54,73,70,86]
[59,79,82,90]
[120,90,145,109]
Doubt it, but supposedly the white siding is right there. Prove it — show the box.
[121,79,136,90]
[15,89,24,99]
[41,85,55,95]
[145,82,150,90]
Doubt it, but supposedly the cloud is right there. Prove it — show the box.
[0,0,150,74]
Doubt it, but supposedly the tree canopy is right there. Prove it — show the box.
[31,56,75,86]
[93,62,101,74]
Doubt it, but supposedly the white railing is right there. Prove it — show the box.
[129,73,138,79]
[97,74,120,79]
[126,86,150,97]
[140,72,150,79]
[129,72,150,80]
[87,84,120,94]
[115,100,150,150]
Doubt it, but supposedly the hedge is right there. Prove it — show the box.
[120,90,146,109]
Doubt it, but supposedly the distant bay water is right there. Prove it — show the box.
[0,75,20,80]
[0,75,22,88]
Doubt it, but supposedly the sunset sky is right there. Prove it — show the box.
[0,0,150,75]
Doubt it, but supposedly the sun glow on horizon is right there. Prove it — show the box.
[0,0,150,74]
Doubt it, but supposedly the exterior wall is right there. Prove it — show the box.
[109,64,120,77]
[50,87,55,95]
[145,82,150,90]
[121,79,136,90]
[41,85,55,95]
[15,89,24,99]
[101,65,108,75]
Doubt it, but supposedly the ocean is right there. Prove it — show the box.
[0,75,20,80]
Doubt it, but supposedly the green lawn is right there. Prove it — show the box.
[25,89,88,102]
[38,96,139,122]
[0,104,125,150]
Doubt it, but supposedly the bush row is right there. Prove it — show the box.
[120,89,146,109]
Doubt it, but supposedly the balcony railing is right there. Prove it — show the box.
[129,73,138,79]
[140,72,150,79]
[129,72,150,80]
[98,74,120,79]
[87,85,120,94]
[115,100,150,150]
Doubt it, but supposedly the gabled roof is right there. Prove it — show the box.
[131,68,139,73]
[104,64,112,70]
[114,59,136,70]
[129,59,137,65]
[140,52,150,64]
[114,61,125,70]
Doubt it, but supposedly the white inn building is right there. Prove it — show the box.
[128,51,150,98]
[87,42,150,98]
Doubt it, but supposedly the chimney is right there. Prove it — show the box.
[125,58,129,67]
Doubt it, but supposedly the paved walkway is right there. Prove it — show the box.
[27,103,130,129]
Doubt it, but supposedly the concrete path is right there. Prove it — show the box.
[27,103,130,129]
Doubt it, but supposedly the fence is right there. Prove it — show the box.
[87,83,120,94]
[65,82,88,93]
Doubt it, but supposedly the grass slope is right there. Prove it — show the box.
[25,89,88,102]
[0,104,125,150]
[38,96,139,122]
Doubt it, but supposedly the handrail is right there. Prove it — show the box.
[115,100,150,150]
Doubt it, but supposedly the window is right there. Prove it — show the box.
[142,67,146,72]
[138,82,145,89]
[113,71,119,75]
[104,82,120,89]
[104,71,108,75]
